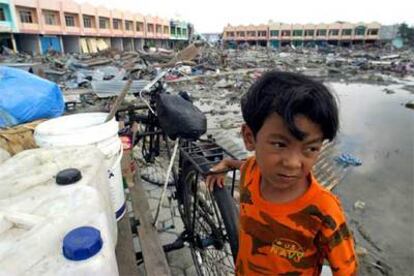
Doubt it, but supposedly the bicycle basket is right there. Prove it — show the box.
[157,93,207,140]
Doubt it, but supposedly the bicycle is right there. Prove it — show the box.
[116,67,240,275]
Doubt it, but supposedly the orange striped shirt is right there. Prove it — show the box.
[236,157,357,276]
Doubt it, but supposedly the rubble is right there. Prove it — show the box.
[1,43,413,120]
[353,200,366,210]
[405,100,414,109]
[383,88,396,94]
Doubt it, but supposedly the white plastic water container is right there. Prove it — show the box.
[34,113,126,220]
[0,147,119,275]
[0,188,119,276]
[0,146,117,244]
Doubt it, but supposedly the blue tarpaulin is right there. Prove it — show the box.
[0,66,64,128]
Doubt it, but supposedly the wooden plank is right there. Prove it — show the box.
[115,213,140,276]
[130,173,172,276]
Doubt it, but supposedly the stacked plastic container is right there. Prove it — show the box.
[0,146,119,275]
[34,112,126,220]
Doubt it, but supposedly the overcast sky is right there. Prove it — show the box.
[75,0,413,33]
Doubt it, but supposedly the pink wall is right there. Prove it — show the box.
[12,0,175,39]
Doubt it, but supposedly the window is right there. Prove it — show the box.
[183,29,187,36]
[99,17,109,29]
[44,11,57,25]
[368,29,378,35]
[125,20,133,31]
[236,31,245,37]
[329,29,339,36]
[317,29,327,36]
[19,10,33,23]
[83,15,93,28]
[355,26,366,36]
[270,30,279,37]
[156,25,162,33]
[281,30,291,36]
[305,30,314,36]
[163,26,169,34]
[0,8,6,21]
[258,31,267,37]
[147,24,154,33]
[65,15,75,27]
[293,30,303,36]
[342,29,352,36]
[177,28,181,35]
[136,22,144,32]
[112,19,122,30]
[171,27,176,35]
[246,31,256,37]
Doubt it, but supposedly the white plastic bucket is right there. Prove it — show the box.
[34,113,126,221]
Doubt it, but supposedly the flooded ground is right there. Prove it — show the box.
[331,82,414,275]
[195,81,414,275]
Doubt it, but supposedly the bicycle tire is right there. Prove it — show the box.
[180,163,239,275]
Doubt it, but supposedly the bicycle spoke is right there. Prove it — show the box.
[183,168,236,275]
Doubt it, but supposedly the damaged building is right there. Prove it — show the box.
[0,0,192,55]
[223,21,382,48]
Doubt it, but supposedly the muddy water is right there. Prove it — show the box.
[330,82,414,275]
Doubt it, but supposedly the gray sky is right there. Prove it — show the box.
[76,0,413,33]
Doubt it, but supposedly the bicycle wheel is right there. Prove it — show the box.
[181,164,239,276]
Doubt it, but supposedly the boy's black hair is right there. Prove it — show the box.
[241,70,338,141]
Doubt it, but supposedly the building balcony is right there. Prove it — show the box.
[146,32,156,38]
[366,34,379,40]
[18,22,40,33]
[135,31,145,37]
[304,35,315,40]
[341,35,352,40]
[111,29,123,37]
[64,26,81,35]
[171,34,187,40]
[43,25,63,34]
[82,27,98,35]
[124,30,135,37]
[328,35,340,40]
[353,34,365,40]
[269,34,280,39]
[98,28,111,36]
[0,21,13,32]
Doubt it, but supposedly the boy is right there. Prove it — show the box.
[206,71,357,275]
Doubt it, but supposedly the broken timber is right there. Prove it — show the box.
[117,173,171,276]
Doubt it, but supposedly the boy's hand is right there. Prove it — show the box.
[205,159,230,192]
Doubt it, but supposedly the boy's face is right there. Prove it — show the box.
[242,113,323,190]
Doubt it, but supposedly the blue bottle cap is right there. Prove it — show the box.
[63,226,103,261]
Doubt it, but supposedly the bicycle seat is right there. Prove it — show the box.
[157,93,207,140]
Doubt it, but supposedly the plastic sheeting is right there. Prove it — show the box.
[0,66,64,127]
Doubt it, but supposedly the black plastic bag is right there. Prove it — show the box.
[157,93,207,140]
